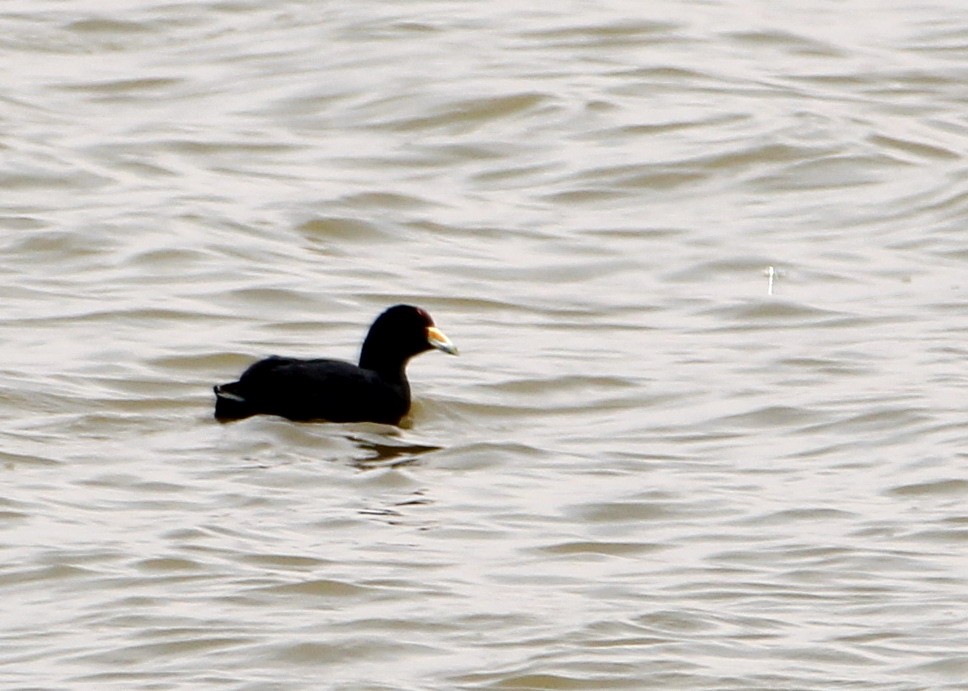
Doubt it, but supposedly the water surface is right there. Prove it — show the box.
[2,1,967,688]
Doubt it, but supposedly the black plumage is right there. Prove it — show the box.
[214,304,457,424]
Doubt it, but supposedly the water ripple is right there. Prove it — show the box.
[2,0,968,688]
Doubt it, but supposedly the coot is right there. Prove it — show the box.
[214,304,458,424]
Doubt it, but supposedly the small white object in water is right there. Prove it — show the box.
[766,266,776,295]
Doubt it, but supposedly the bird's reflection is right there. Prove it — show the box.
[345,434,442,470]
[358,488,432,522]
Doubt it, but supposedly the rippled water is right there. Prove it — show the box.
[3,1,968,688]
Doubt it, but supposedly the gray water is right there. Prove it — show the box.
[2,1,967,688]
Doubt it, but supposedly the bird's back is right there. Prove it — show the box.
[215,356,410,424]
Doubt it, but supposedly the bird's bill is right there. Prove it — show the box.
[426,326,458,355]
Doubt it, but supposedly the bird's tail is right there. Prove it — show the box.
[214,382,255,421]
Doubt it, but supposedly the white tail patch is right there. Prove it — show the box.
[215,386,246,402]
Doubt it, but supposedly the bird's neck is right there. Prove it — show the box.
[359,346,408,381]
